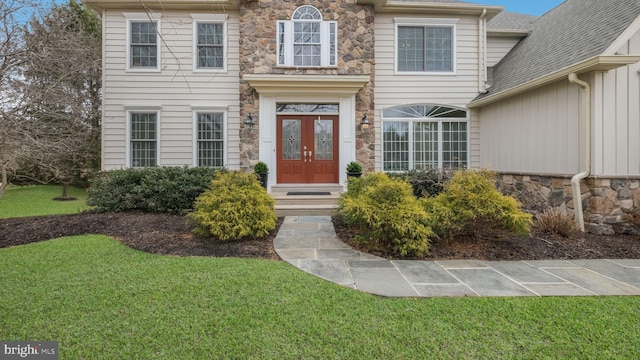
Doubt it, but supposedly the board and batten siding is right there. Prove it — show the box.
[592,29,640,176]
[478,79,581,175]
[101,10,240,170]
[486,36,521,67]
[373,14,483,170]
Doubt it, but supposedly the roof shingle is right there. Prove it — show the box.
[482,0,640,98]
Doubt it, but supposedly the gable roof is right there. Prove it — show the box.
[487,11,537,32]
[471,0,640,106]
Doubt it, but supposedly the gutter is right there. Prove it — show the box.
[568,73,591,232]
[478,9,487,93]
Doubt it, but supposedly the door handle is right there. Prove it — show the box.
[309,151,312,162]
[303,150,307,162]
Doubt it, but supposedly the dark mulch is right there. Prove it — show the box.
[1,212,639,261]
[0,212,282,260]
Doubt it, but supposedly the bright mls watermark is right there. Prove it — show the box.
[1,342,58,359]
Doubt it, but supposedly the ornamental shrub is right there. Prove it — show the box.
[337,173,433,257]
[87,166,220,214]
[188,171,276,241]
[535,208,578,237]
[388,168,452,198]
[421,169,532,238]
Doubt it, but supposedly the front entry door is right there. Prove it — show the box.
[277,115,339,183]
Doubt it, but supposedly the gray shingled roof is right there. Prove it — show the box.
[481,0,640,99]
[487,11,537,31]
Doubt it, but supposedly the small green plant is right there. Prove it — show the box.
[535,208,578,237]
[421,168,532,238]
[254,161,269,174]
[188,171,276,240]
[337,173,432,257]
[346,161,362,173]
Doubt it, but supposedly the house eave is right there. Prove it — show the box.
[487,29,531,38]
[468,55,640,108]
[357,0,503,18]
[244,74,371,96]
[82,0,240,12]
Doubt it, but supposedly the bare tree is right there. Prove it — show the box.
[0,0,33,197]
[15,0,101,199]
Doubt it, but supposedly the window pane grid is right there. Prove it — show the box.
[398,25,453,72]
[131,22,157,68]
[197,23,224,69]
[413,122,438,169]
[197,113,224,167]
[442,122,467,168]
[383,122,409,171]
[130,113,157,167]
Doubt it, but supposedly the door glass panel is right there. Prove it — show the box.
[282,119,301,160]
[314,119,333,160]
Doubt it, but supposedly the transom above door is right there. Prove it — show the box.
[277,114,339,184]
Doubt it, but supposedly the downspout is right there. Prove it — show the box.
[568,73,591,232]
[478,9,487,93]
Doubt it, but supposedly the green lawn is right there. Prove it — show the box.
[0,185,88,218]
[1,236,639,359]
[1,186,639,358]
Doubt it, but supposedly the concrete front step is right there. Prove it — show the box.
[271,184,343,216]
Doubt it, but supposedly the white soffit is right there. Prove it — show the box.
[244,74,371,96]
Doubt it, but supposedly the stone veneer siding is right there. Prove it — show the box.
[495,173,640,235]
[238,0,375,172]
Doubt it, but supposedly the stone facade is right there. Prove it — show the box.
[238,0,375,171]
[496,173,640,235]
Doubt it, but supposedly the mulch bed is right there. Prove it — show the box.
[1,212,639,261]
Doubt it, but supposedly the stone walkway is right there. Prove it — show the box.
[274,216,640,297]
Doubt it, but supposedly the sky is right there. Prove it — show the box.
[475,0,565,16]
[32,0,566,17]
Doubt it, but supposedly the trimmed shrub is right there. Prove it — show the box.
[421,169,532,238]
[337,173,433,257]
[535,208,578,237]
[188,171,276,240]
[388,168,452,198]
[87,167,220,214]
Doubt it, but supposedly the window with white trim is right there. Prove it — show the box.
[395,19,456,73]
[382,104,468,171]
[192,15,227,71]
[129,112,158,167]
[125,13,161,71]
[195,112,225,167]
[277,5,337,67]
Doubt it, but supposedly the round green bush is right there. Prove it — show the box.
[188,171,276,241]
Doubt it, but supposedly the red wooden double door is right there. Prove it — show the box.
[277,115,339,184]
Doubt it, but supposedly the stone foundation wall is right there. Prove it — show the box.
[238,0,375,171]
[495,173,640,235]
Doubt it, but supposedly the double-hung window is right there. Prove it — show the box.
[125,13,161,71]
[128,111,159,167]
[192,14,227,71]
[382,104,468,171]
[194,111,225,167]
[277,5,337,67]
[395,18,456,73]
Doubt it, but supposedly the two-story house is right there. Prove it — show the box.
[84,0,640,234]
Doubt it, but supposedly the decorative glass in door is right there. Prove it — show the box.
[282,120,301,160]
[314,119,333,160]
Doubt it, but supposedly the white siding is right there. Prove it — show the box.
[486,36,520,67]
[374,14,482,170]
[102,10,240,170]
[592,29,640,176]
[479,80,581,175]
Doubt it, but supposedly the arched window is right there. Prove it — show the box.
[277,6,337,67]
[382,104,468,171]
